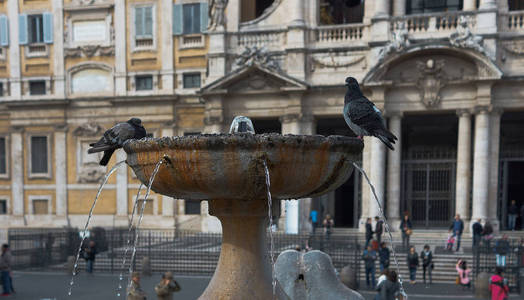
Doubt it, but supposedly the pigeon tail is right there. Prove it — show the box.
[99,149,115,166]
[374,128,397,151]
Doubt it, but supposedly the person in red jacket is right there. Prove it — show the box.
[489,267,509,300]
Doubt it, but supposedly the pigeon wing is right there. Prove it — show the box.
[88,122,135,153]
[347,97,386,133]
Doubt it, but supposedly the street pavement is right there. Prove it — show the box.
[2,271,522,299]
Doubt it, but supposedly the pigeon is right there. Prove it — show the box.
[88,118,147,166]
[343,77,397,150]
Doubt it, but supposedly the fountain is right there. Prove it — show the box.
[123,132,363,299]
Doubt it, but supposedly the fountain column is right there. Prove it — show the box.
[386,113,402,227]
[10,127,24,222]
[488,109,502,230]
[471,107,491,222]
[54,125,68,224]
[455,109,472,222]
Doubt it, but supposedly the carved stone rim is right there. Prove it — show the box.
[124,133,363,154]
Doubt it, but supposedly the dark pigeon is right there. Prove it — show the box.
[343,77,397,150]
[88,118,147,166]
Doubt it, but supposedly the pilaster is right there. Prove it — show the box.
[488,108,502,230]
[52,0,65,97]
[161,0,174,91]
[392,0,406,16]
[54,125,68,217]
[114,0,127,96]
[10,127,24,216]
[161,126,175,217]
[7,0,21,97]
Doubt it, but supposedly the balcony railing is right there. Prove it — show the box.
[504,10,524,31]
[391,11,476,35]
[236,30,284,49]
[313,23,366,45]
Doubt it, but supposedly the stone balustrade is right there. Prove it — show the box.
[313,23,367,46]
[391,11,476,38]
[236,30,285,50]
[504,10,524,31]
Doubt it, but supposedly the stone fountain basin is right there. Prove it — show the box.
[124,134,363,201]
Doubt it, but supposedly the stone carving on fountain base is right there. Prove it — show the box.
[416,59,446,108]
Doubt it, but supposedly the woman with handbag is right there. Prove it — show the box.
[400,214,413,251]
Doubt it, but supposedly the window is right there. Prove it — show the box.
[0,137,5,175]
[183,73,201,89]
[183,4,201,34]
[0,200,6,214]
[29,81,46,95]
[0,82,3,97]
[241,0,276,22]
[185,200,201,215]
[19,13,53,46]
[135,6,154,48]
[33,199,49,215]
[319,0,364,25]
[28,15,44,44]
[407,0,463,14]
[509,0,524,11]
[30,136,48,175]
[137,199,154,215]
[136,75,153,91]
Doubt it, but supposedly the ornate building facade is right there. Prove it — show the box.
[0,0,523,232]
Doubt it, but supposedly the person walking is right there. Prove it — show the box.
[322,214,334,240]
[310,209,319,234]
[483,221,494,248]
[379,242,390,272]
[420,244,433,287]
[365,218,374,249]
[362,245,377,288]
[495,234,510,268]
[84,240,97,274]
[127,271,147,300]
[472,219,483,248]
[489,267,509,300]
[407,246,419,284]
[0,244,13,296]
[508,200,518,231]
[456,259,471,290]
[376,270,400,300]
[375,216,384,245]
[400,214,412,251]
[155,271,181,300]
[449,214,464,252]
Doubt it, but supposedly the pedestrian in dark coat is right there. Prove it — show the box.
[472,219,483,248]
[508,200,518,230]
[376,270,400,300]
[449,214,464,251]
[420,244,433,286]
[482,221,494,248]
[400,214,412,250]
[375,216,384,245]
[407,246,419,284]
[362,245,377,288]
[365,217,374,249]
[0,244,13,296]
[155,272,181,300]
[84,240,97,273]
[379,242,390,272]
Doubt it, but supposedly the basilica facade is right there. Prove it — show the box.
[0,0,522,233]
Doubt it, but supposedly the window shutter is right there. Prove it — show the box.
[144,6,153,37]
[18,14,28,45]
[173,4,183,35]
[135,7,144,37]
[0,15,8,46]
[43,13,53,44]
[200,2,208,33]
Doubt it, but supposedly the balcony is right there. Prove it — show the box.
[233,30,285,51]
[502,10,524,33]
[391,11,476,40]
[312,23,368,48]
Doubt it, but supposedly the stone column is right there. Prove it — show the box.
[369,138,387,219]
[52,0,65,97]
[161,125,175,218]
[463,0,477,11]
[54,125,68,219]
[161,0,174,91]
[10,127,24,217]
[455,110,472,221]
[386,113,402,226]
[7,0,21,97]
[392,0,406,16]
[280,114,315,234]
[359,136,373,231]
[116,149,128,219]
[488,109,502,229]
[471,107,491,222]
[289,0,305,26]
[114,0,127,95]
[374,0,390,17]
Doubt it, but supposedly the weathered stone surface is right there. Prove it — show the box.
[275,250,364,300]
[340,265,359,290]
[474,272,490,300]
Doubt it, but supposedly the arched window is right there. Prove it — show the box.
[70,65,113,95]
[240,0,275,22]
[319,0,364,25]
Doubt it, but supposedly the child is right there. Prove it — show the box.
[446,233,455,251]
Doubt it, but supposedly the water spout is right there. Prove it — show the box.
[262,160,276,297]
[68,160,126,296]
[352,162,408,300]
[229,116,255,134]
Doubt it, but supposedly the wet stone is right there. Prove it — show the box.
[275,250,364,300]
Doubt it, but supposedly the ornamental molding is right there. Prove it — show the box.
[234,46,280,71]
[65,45,115,58]
[416,59,446,108]
[310,53,365,70]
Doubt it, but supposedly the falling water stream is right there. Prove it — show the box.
[126,159,164,290]
[352,162,408,300]
[68,160,126,296]
[116,183,144,297]
[262,160,276,297]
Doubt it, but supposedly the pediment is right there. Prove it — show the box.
[201,65,308,95]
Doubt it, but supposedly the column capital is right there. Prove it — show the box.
[9,126,24,133]
[473,105,492,115]
[456,108,472,117]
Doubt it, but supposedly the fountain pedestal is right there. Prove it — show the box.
[200,199,287,299]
